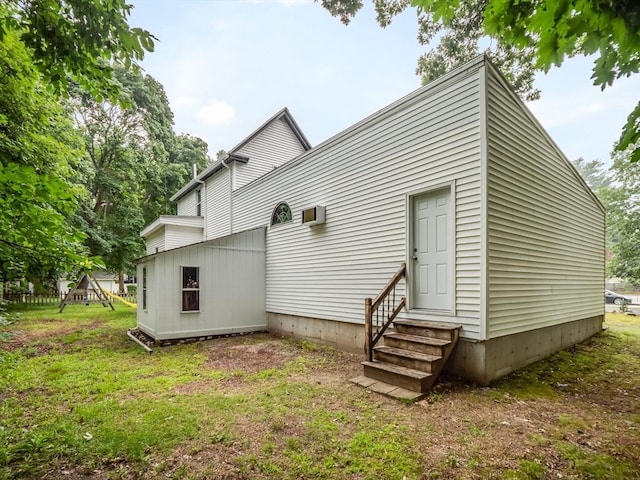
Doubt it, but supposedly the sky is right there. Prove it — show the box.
[129,0,640,166]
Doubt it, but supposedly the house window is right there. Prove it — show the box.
[181,266,200,312]
[271,202,292,225]
[196,189,202,216]
[142,267,147,310]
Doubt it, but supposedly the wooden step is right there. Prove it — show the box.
[383,332,450,356]
[362,360,434,392]
[393,319,461,340]
[373,345,442,373]
[350,375,427,401]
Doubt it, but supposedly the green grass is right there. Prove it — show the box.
[1,306,639,479]
[494,314,640,400]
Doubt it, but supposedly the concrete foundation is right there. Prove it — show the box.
[448,315,604,385]
[268,312,604,386]
[267,312,365,354]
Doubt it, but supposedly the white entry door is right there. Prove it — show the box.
[411,188,452,311]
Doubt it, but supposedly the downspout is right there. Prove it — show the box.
[193,164,207,239]
[220,155,233,234]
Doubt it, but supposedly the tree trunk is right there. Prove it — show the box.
[119,271,125,294]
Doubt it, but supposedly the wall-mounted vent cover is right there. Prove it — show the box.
[301,206,326,226]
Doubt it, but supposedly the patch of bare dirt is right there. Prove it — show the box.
[171,334,361,395]
[1,319,103,354]
[203,337,297,374]
[145,442,245,479]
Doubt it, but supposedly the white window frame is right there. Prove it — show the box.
[142,267,147,310]
[181,265,200,313]
[195,189,202,217]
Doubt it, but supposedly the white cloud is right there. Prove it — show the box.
[195,100,236,126]
[173,95,198,109]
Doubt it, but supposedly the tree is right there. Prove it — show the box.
[150,134,210,220]
[320,0,640,160]
[0,0,155,101]
[71,69,211,290]
[320,0,539,100]
[482,0,640,161]
[571,158,613,191]
[0,30,89,286]
[600,145,640,284]
[0,0,155,291]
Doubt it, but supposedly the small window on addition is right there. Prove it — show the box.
[196,189,202,216]
[271,202,292,225]
[142,267,147,310]
[181,266,199,312]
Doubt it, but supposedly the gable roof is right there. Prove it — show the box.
[231,107,311,153]
[171,108,310,202]
[229,55,488,193]
[229,56,603,216]
[481,57,605,214]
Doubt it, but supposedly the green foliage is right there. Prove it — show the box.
[482,0,640,83]
[321,0,539,100]
[0,30,90,282]
[0,300,18,342]
[70,68,211,279]
[0,0,155,285]
[412,0,539,100]
[619,102,640,162]
[321,0,640,161]
[481,0,640,161]
[0,0,155,102]
[600,145,640,283]
[318,0,364,24]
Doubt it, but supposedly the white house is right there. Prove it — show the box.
[136,56,604,389]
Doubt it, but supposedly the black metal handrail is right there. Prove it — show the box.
[364,263,406,361]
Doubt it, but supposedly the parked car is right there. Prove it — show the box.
[605,289,632,305]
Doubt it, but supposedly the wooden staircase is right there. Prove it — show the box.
[353,320,461,401]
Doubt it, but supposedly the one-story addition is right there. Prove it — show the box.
[136,56,604,392]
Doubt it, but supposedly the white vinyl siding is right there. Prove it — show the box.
[233,67,484,338]
[177,191,197,216]
[485,67,605,339]
[145,231,164,256]
[205,168,232,239]
[233,117,308,190]
[165,225,203,251]
[141,216,204,254]
[136,259,156,335]
[148,228,266,340]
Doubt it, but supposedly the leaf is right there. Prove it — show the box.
[616,101,640,155]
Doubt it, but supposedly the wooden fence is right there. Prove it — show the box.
[2,291,137,306]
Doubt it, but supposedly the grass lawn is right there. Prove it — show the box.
[1,305,639,479]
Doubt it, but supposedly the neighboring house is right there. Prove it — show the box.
[137,56,604,386]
